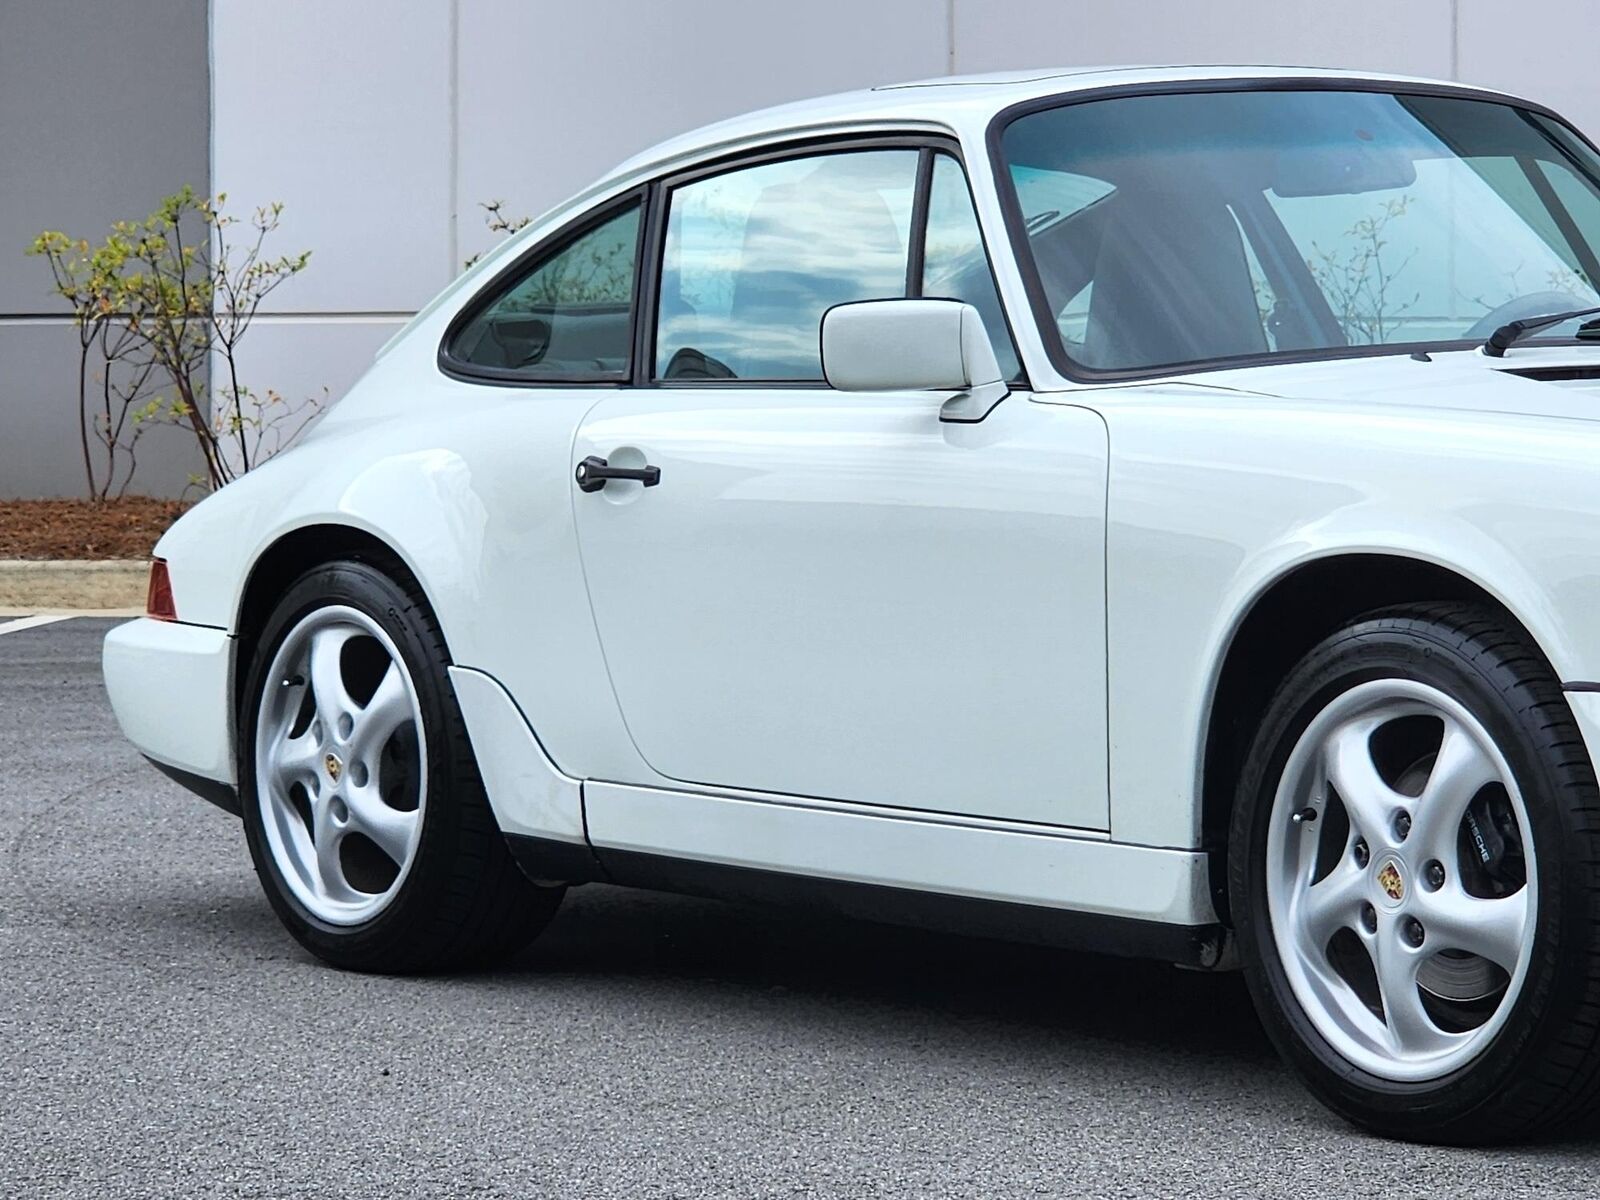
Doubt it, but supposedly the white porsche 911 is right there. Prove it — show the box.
[104,64,1600,1140]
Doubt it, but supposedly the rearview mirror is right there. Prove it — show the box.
[820,299,1009,423]
[1271,145,1417,197]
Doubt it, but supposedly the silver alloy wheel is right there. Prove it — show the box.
[254,605,428,926]
[1266,679,1537,1082]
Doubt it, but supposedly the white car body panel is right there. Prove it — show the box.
[571,387,1109,827]
[1077,355,1600,846]
[448,665,586,846]
[100,64,1600,941]
[1566,692,1600,785]
[103,618,234,783]
[152,366,658,788]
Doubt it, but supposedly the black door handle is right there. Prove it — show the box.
[575,454,661,493]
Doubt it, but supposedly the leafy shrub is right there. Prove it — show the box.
[29,187,317,498]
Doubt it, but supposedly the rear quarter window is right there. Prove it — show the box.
[449,200,642,382]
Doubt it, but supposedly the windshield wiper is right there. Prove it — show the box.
[1483,305,1600,357]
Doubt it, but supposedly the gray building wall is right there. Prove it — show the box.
[0,0,209,499]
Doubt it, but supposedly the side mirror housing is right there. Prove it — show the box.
[820,299,1010,423]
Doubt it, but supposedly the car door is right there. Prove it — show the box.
[571,143,1110,829]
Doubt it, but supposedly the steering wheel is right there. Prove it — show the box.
[1464,290,1590,340]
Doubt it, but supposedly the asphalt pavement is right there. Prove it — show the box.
[4,617,1600,1197]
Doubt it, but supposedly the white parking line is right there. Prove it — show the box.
[0,614,74,637]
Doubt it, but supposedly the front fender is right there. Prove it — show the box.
[1091,388,1600,848]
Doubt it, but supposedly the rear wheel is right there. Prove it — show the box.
[239,558,561,972]
[1230,603,1600,1141]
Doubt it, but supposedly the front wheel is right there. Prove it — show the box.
[1231,603,1600,1142]
[239,558,562,972]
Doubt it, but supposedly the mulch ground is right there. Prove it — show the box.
[0,498,193,560]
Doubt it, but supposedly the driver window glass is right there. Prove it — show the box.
[451,201,641,380]
[655,149,918,380]
[922,155,1023,382]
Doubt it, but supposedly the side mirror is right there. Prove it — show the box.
[820,299,1010,423]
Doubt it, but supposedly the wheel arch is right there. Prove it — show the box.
[233,523,449,705]
[1198,551,1554,924]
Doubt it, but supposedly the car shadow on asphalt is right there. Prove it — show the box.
[134,868,1275,1063]
[93,874,1600,1148]
[510,886,1600,1149]
[110,865,1272,1062]
[513,882,1275,1061]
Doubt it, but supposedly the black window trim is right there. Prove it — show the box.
[905,148,935,298]
[438,185,651,388]
[635,131,1030,390]
[985,76,1600,385]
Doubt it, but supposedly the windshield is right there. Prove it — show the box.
[997,87,1600,375]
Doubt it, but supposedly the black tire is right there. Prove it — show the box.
[1230,602,1600,1142]
[238,558,562,972]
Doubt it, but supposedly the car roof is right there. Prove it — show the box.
[605,64,1510,182]
[387,64,1539,365]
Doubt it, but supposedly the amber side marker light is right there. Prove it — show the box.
[146,558,177,622]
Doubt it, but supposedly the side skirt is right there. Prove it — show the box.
[506,833,1226,967]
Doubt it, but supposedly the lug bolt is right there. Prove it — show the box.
[1426,861,1446,891]
[1394,811,1412,842]
[1361,903,1378,934]
[1354,840,1371,869]
[1405,918,1426,948]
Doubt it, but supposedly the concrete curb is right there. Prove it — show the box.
[0,559,148,612]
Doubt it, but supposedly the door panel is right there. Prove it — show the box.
[570,389,1109,829]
